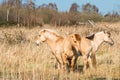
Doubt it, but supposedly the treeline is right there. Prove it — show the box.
[0,0,120,27]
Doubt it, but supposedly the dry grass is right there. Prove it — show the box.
[0,22,120,80]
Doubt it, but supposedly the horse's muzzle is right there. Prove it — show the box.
[109,41,114,46]
[110,42,114,46]
[36,40,40,46]
[36,43,39,46]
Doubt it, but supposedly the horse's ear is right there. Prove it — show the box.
[74,34,81,41]
[71,34,81,39]
[103,30,110,34]
[103,30,108,33]
[104,29,111,33]
[43,29,46,32]
[71,35,74,39]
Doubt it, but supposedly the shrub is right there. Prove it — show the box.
[3,31,26,45]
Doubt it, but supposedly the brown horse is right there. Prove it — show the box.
[79,31,114,72]
[36,29,81,71]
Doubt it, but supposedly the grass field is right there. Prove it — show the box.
[0,22,120,80]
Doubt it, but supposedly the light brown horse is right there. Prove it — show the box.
[62,34,81,71]
[79,31,114,72]
[36,29,81,71]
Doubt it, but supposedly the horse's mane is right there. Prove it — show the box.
[86,31,107,40]
[86,33,95,40]
[41,29,62,37]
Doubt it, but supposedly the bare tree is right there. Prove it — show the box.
[6,0,14,22]
[23,0,36,27]
[14,0,21,26]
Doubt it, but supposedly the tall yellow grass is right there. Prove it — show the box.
[0,22,120,80]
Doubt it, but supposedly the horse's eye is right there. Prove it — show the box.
[39,35,41,37]
[74,41,77,43]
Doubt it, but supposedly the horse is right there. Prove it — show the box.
[62,34,81,71]
[79,31,114,72]
[36,29,81,71]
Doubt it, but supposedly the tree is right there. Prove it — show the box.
[22,0,36,27]
[82,3,98,13]
[14,0,21,26]
[0,0,7,21]
[69,3,79,13]
[47,3,58,11]
[6,0,14,22]
[92,5,98,13]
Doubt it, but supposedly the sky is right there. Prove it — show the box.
[0,0,120,15]
[34,0,120,15]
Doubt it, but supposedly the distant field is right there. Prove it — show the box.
[0,22,120,80]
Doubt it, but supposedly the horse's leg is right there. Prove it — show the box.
[83,55,87,73]
[91,53,96,68]
[54,58,61,70]
[62,50,74,71]
[62,53,68,70]
[55,54,64,70]
[87,52,97,71]
[88,56,93,69]
[51,52,61,69]
[70,56,78,72]
[87,52,93,69]
[55,61,61,70]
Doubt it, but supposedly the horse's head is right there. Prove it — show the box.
[36,29,46,45]
[103,31,114,45]
[70,34,81,50]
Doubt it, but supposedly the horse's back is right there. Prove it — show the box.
[80,37,92,54]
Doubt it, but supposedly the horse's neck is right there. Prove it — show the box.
[45,32,63,52]
[45,32,60,41]
[93,35,104,52]
[46,40,55,49]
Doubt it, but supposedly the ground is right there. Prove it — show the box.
[0,22,120,80]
